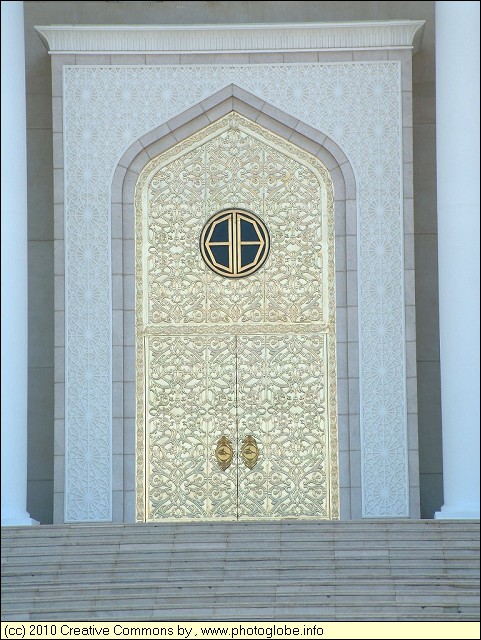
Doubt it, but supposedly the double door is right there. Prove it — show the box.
[145,331,331,520]
[136,112,338,521]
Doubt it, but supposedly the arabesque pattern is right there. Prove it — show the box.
[63,62,407,520]
[146,334,238,520]
[137,113,337,521]
[237,333,331,520]
[142,117,330,327]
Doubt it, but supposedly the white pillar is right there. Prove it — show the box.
[435,1,480,519]
[1,1,36,525]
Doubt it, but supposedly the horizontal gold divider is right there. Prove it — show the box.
[142,323,331,335]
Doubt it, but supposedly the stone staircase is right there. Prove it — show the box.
[1,520,479,621]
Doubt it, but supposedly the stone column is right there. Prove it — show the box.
[435,1,480,519]
[1,1,36,525]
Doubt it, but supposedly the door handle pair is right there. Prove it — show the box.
[215,435,259,471]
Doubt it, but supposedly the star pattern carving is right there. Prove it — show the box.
[63,62,408,521]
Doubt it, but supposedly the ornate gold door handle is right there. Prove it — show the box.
[241,435,259,469]
[215,435,234,471]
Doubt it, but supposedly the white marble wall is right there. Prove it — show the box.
[50,45,419,522]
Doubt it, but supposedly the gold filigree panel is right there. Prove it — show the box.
[237,334,333,520]
[145,335,238,520]
[136,112,338,522]
[136,113,334,329]
[144,333,335,521]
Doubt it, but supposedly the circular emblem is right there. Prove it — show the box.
[200,209,270,278]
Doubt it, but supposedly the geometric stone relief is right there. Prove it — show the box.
[63,62,408,520]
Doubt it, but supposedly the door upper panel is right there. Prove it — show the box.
[137,112,333,330]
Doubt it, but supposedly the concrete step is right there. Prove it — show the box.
[3,585,478,599]
[2,520,479,538]
[2,520,479,622]
[3,602,480,623]
[2,535,478,553]
[4,586,480,605]
[3,546,478,561]
[3,563,479,580]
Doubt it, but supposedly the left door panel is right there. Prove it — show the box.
[145,334,238,521]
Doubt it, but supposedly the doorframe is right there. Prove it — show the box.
[112,85,359,521]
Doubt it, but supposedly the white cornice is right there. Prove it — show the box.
[35,21,425,55]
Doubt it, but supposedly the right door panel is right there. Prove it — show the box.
[237,333,331,520]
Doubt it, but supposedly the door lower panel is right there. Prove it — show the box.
[145,333,330,521]
[145,334,237,521]
[237,334,330,520]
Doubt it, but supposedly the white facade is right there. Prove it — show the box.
[1,1,479,525]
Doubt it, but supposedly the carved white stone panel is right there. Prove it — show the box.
[63,61,408,520]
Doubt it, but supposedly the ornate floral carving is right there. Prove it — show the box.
[63,62,407,521]
[137,114,337,521]
[143,323,331,335]
[146,334,238,520]
[237,334,333,519]
[137,114,331,328]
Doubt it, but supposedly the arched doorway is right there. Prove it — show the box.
[135,112,338,521]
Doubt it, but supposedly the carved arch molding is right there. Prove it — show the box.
[61,64,409,521]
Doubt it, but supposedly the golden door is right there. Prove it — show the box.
[135,113,338,521]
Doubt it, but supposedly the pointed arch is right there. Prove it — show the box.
[110,85,359,521]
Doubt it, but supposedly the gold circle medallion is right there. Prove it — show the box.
[200,209,270,278]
